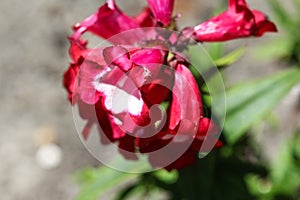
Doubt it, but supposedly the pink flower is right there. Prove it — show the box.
[70,0,277,45]
[63,0,277,170]
[193,0,277,41]
[64,43,220,170]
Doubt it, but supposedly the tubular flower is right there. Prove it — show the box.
[146,0,175,26]
[71,0,175,45]
[63,0,277,170]
[193,0,277,41]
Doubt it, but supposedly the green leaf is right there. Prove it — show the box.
[268,0,297,35]
[214,46,246,68]
[154,169,178,184]
[250,38,292,61]
[114,183,145,200]
[222,68,300,144]
[245,174,272,197]
[206,42,224,61]
[188,45,216,73]
[74,166,139,200]
[292,130,300,163]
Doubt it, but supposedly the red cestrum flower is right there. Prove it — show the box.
[63,0,276,170]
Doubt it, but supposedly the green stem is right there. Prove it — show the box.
[174,151,217,200]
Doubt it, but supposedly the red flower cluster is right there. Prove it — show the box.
[63,0,276,170]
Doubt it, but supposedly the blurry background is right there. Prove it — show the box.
[0,0,299,199]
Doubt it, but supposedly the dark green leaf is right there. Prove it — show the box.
[175,152,216,200]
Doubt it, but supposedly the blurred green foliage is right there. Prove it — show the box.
[74,1,300,199]
[74,48,300,199]
[254,0,300,64]
[221,68,300,144]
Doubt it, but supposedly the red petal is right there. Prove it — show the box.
[193,0,277,41]
[168,63,203,131]
[252,10,278,36]
[141,71,173,105]
[147,0,174,26]
[95,100,126,142]
[103,46,133,72]
[82,121,93,140]
[134,7,155,27]
[192,117,221,152]
[137,130,172,153]
[118,135,138,160]
[76,61,104,104]
[131,48,165,65]
[63,63,80,103]
[146,138,196,171]
[163,151,196,171]
[72,0,144,44]
[228,0,248,12]
[68,37,87,62]
[130,48,173,105]
[96,72,151,130]
[77,99,99,140]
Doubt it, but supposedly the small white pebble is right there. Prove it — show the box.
[36,144,62,170]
